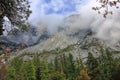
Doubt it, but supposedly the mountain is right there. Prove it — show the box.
[22,15,120,58]
[1,14,120,59]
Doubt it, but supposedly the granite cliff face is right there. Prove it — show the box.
[18,14,120,52]
[1,14,120,59]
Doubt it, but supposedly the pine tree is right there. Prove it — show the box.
[10,57,23,72]
[20,61,36,80]
[32,55,41,80]
[6,66,16,80]
[86,52,98,80]
[96,49,114,80]
[64,53,76,80]
[7,57,24,80]
[40,62,50,80]
[54,56,60,71]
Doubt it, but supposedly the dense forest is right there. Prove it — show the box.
[0,48,120,80]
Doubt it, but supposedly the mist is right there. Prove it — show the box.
[2,0,120,47]
[28,0,120,45]
[79,0,120,45]
[29,14,64,35]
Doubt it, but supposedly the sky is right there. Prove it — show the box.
[2,0,120,47]
[28,0,89,22]
[28,0,87,34]
[29,0,83,15]
[28,0,120,45]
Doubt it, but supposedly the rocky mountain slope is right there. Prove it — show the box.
[1,14,120,59]
[18,14,120,52]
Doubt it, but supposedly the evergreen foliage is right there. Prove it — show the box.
[0,0,31,35]
[2,48,120,80]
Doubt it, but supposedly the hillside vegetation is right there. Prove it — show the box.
[0,47,120,80]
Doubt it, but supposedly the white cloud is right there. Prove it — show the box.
[29,0,120,45]
[77,0,120,44]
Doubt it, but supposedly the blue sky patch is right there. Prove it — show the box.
[44,0,51,3]
[44,0,77,14]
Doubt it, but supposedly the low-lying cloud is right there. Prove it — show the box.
[29,0,120,45]
[79,0,120,45]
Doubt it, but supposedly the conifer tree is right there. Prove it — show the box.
[0,0,31,35]
[87,52,98,80]
[20,61,36,80]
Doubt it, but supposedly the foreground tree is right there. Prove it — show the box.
[0,64,8,80]
[93,0,120,17]
[0,0,31,35]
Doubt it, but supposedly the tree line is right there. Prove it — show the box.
[0,48,120,80]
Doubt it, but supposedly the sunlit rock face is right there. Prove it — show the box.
[20,15,92,52]
[1,14,120,55]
